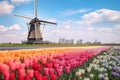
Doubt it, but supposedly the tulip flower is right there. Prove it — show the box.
[1,64,9,76]
[29,59,33,66]
[34,70,43,79]
[83,78,90,80]
[15,61,21,70]
[56,68,62,77]
[24,59,30,67]
[104,77,109,80]
[98,73,105,79]
[20,63,25,69]
[34,70,39,76]
[41,58,47,64]
[53,63,59,70]
[75,71,82,77]
[4,73,9,80]
[9,73,15,80]
[18,69,26,77]
[65,66,70,74]
[25,75,31,80]
[49,68,55,75]
[33,57,39,63]
[9,62,16,71]
[44,63,52,68]
[50,74,57,80]
[33,63,42,71]
[44,68,49,76]
[86,67,91,73]
[34,73,43,80]
[18,74,25,80]
[89,74,94,79]
[42,75,48,80]
[27,69,34,78]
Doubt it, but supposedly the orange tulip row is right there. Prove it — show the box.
[0,47,100,64]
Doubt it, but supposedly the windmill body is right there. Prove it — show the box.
[14,0,57,44]
[28,18,43,43]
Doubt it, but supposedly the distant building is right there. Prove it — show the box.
[71,39,74,44]
[58,38,74,44]
[77,39,82,44]
[93,39,101,44]
[59,38,62,44]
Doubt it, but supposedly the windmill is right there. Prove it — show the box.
[14,0,57,44]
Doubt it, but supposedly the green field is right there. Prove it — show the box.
[0,43,120,47]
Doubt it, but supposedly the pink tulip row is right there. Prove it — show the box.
[0,46,112,80]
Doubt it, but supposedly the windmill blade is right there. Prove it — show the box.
[14,14,32,20]
[41,24,46,34]
[34,0,38,18]
[39,20,57,25]
[27,23,30,31]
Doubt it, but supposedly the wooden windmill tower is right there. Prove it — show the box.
[14,0,57,44]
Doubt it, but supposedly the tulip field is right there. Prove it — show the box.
[0,46,119,80]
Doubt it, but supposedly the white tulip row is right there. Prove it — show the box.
[75,47,120,80]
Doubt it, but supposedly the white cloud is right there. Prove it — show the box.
[65,25,71,29]
[52,29,61,34]
[0,26,7,31]
[114,24,120,30]
[0,24,21,31]
[46,18,57,23]
[61,9,90,16]
[86,27,94,31]
[60,20,73,29]
[71,8,120,43]
[9,24,21,30]
[0,24,26,43]
[0,31,27,43]
[97,27,113,32]
[77,9,120,26]
[22,31,28,35]
[11,0,31,4]
[0,1,14,15]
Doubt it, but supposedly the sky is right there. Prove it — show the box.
[0,0,120,43]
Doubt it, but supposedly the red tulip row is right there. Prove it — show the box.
[0,46,111,80]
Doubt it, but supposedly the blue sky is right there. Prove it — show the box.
[0,0,120,43]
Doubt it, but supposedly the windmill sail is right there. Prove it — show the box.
[34,0,38,18]
[39,20,57,25]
